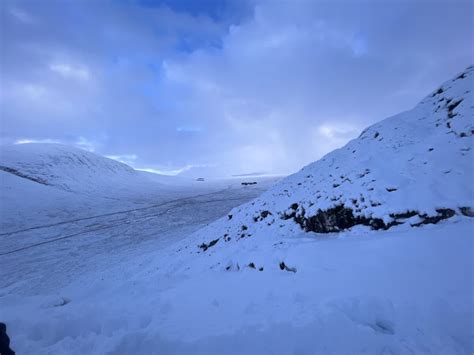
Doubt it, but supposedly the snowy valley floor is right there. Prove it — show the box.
[0,183,473,354]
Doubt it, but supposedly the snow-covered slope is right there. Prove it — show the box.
[0,143,189,231]
[183,66,473,254]
[0,143,160,196]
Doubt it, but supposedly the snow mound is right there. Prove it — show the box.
[0,143,157,196]
[187,66,474,251]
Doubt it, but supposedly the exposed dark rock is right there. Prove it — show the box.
[279,262,297,273]
[254,210,273,222]
[287,204,456,233]
[389,211,418,219]
[198,238,220,252]
[460,207,474,217]
[0,165,49,186]
[248,262,256,269]
[447,99,463,118]
[411,209,456,227]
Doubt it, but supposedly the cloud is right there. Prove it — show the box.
[8,7,34,24]
[49,63,90,81]
[14,136,98,152]
[1,0,472,176]
[15,138,61,145]
[136,164,214,176]
[105,154,138,165]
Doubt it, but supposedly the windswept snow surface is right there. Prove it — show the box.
[1,220,472,354]
[1,67,473,354]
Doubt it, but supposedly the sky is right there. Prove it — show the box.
[1,0,473,177]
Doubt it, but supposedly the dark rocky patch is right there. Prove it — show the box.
[279,262,297,273]
[241,181,257,186]
[411,209,455,227]
[286,204,456,233]
[0,166,49,186]
[198,238,220,252]
[460,207,474,217]
[254,210,273,222]
[447,99,463,118]
[389,211,418,219]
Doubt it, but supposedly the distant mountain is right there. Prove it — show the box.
[184,66,474,253]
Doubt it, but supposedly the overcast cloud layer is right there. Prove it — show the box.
[1,0,473,176]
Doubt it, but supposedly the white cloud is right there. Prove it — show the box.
[50,63,91,81]
[15,138,61,145]
[9,7,34,24]
[105,154,138,165]
[74,137,97,152]
[14,137,98,152]
[136,164,213,176]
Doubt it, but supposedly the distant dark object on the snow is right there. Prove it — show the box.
[279,262,297,273]
[0,322,15,355]
[196,177,205,181]
[241,181,257,186]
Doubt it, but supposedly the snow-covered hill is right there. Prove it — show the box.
[181,66,473,257]
[0,143,206,231]
[0,143,162,196]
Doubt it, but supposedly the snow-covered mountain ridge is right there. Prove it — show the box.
[184,66,473,254]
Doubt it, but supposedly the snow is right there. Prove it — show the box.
[1,67,473,354]
[0,143,278,232]
[1,220,472,354]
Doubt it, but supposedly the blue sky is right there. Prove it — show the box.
[1,0,472,176]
